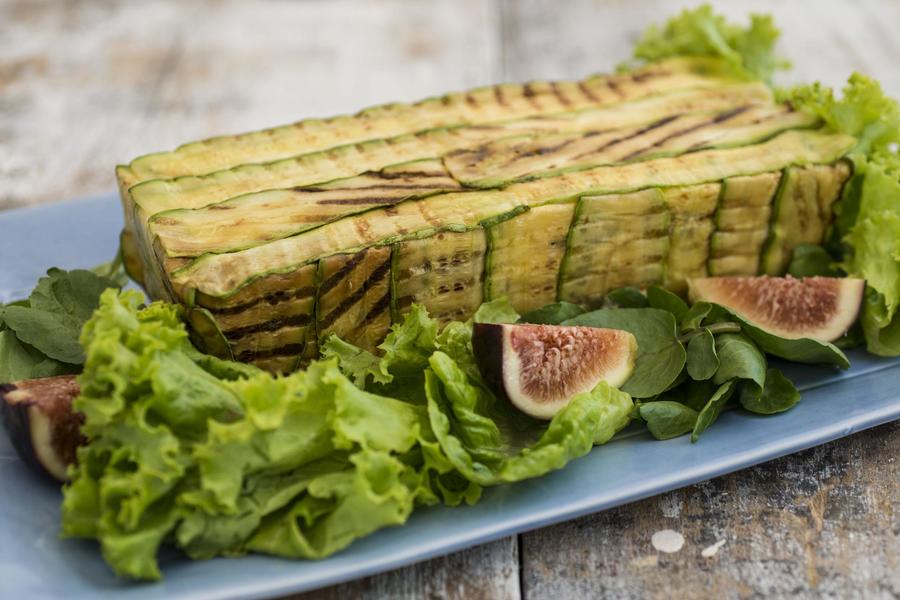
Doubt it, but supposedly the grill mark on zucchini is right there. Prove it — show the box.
[208,286,315,315]
[619,105,751,160]
[578,81,600,102]
[320,257,392,328]
[550,82,572,108]
[493,85,508,107]
[236,343,306,362]
[318,249,367,295]
[559,114,682,162]
[223,313,312,340]
[362,292,391,325]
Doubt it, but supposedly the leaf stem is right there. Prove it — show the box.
[678,322,741,343]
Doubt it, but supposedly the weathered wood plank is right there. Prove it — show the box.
[290,537,520,600]
[3,1,899,598]
[499,0,900,97]
[0,0,503,210]
[519,421,900,599]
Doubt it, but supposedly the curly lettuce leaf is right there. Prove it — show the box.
[425,352,632,486]
[629,4,788,82]
[63,291,474,580]
[331,304,633,485]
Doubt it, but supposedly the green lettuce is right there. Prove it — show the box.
[63,291,471,580]
[65,292,632,580]
[783,75,900,355]
[628,4,789,83]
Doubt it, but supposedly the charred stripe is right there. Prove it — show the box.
[224,313,312,340]
[320,258,392,328]
[209,286,316,315]
[319,249,369,295]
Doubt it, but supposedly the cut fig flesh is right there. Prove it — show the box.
[1,375,83,482]
[688,276,865,342]
[472,323,636,419]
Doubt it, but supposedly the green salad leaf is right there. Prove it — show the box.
[639,401,699,440]
[66,291,633,580]
[425,353,631,485]
[739,367,801,414]
[629,4,788,83]
[519,301,586,325]
[705,303,849,368]
[686,328,718,380]
[0,267,124,382]
[782,73,900,356]
[692,380,737,442]
[787,245,840,278]
[564,308,686,398]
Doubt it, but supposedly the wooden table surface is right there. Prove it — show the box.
[2,0,898,597]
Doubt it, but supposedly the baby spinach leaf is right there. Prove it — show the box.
[739,367,801,414]
[712,333,766,387]
[602,287,649,308]
[686,328,718,380]
[680,301,713,332]
[564,308,685,398]
[519,301,585,325]
[787,244,840,277]
[708,304,849,368]
[656,379,717,411]
[647,286,689,321]
[639,401,698,440]
[691,379,737,442]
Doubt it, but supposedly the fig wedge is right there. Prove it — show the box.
[688,276,865,342]
[1,375,83,482]
[472,323,636,419]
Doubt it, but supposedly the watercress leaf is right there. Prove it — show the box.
[739,367,801,414]
[602,287,649,308]
[708,304,849,368]
[691,379,737,442]
[564,308,686,398]
[712,333,766,388]
[639,401,698,440]
[519,302,586,325]
[787,245,840,277]
[473,297,520,324]
[680,301,713,332]
[647,286,689,321]
[686,328,719,380]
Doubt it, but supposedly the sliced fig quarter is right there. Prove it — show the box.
[687,276,865,342]
[1,375,84,482]
[472,323,637,420]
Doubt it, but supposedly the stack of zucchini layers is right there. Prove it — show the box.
[117,57,856,372]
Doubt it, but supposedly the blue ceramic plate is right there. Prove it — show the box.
[1,195,899,599]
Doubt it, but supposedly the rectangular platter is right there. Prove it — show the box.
[1,195,898,599]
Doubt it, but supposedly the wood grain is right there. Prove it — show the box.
[520,421,900,599]
[1,1,898,598]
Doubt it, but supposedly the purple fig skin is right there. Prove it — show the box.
[1,375,83,483]
[471,322,506,399]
